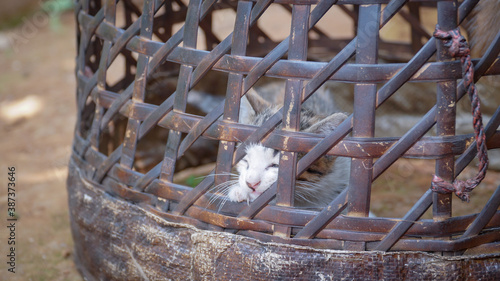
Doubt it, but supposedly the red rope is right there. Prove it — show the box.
[431,25,489,202]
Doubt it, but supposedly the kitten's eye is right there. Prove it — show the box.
[266,164,279,169]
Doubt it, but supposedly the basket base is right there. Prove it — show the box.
[67,157,500,280]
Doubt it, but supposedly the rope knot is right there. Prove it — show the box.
[431,175,470,202]
[433,26,470,58]
[430,25,488,202]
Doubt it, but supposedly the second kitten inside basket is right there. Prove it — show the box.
[213,86,350,208]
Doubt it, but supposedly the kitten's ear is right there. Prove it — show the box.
[306,112,348,134]
[239,88,271,124]
[239,95,254,124]
[245,88,271,114]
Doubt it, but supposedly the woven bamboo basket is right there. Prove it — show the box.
[69,0,500,279]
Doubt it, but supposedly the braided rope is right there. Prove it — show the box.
[431,25,488,202]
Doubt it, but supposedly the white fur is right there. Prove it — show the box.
[228,143,280,203]
[226,143,352,207]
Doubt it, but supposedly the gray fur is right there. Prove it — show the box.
[234,84,350,207]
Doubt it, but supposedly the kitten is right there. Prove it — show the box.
[213,86,350,208]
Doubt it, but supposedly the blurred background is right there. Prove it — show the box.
[0,0,498,280]
[0,0,83,280]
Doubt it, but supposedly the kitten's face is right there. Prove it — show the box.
[228,144,280,203]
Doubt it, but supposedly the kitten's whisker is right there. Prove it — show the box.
[296,180,322,187]
[296,182,324,192]
[211,185,234,199]
[295,192,317,205]
[207,181,239,208]
[208,188,229,203]
[207,196,220,207]
[217,196,231,213]
[208,188,228,203]
[208,180,238,193]
[204,172,239,178]
[296,186,319,195]
[197,173,239,183]
[295,193,309,203]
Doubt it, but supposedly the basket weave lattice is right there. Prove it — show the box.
[69,0,500,279]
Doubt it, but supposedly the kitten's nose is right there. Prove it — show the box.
[246,181,260,191]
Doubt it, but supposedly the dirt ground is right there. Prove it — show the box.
[0,6,499,281]
[0,12,83,281]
